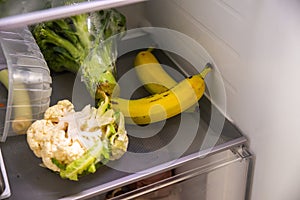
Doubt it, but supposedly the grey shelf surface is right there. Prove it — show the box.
[0,48,248,199]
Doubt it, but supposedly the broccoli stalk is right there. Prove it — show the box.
[70,14,91,50]
[81,41,118,100]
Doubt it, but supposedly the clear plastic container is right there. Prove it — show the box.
[0,27,52,141]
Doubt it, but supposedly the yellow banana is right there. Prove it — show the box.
[134,48,177,94]
[111,64,211,124]
[134,48,198,113]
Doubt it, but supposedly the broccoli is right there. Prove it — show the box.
[31,9,126,100]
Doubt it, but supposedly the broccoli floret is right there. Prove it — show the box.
[32,21,84,64]
[31,9,126,100]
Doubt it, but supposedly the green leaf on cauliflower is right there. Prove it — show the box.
[60,140,109,181]
[51,158,67,170]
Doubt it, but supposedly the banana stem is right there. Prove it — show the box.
[199,63,212,79]
[147,47,155,52]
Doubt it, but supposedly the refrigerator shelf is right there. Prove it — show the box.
[0,108,247,200]
[0,41,248,199]
[0,0,148,30]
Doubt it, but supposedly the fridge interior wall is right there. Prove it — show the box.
[127,0,300,200]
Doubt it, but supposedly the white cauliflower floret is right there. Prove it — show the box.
[44,100,74,123]
[27,100,86,172]
[26,120,55,157]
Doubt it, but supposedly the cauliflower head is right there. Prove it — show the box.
[26,98,128,180]
[27,100,85,172]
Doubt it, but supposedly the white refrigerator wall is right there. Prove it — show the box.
[138,0,300,200]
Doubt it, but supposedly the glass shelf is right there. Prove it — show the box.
[0,0,147,30]
[0,43,248,200]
